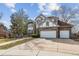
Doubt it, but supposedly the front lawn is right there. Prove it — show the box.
[0,39,13,44]
[0,37,33,49]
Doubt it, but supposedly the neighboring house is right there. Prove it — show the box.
[0,23,9,38]
[35,14,73,39]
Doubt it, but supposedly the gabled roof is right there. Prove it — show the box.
[35,14,46,26]
[47,16,59,20]
[58,20,73,27]
[35,14,46,20]
[35,14,57,26]
[35,14,72,27]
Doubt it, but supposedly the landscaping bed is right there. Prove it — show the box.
[0,37,33,49]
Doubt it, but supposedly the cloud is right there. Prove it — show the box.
[38,3,60,16]
[0,19,11,29]
[48,4,60,11]
[4,3,16,13]
[4,3,16,8]
[11,8,16,13]
[23,9,27,13]
[42,11,52,16]
[38,3,46,11]
[30,3,34,6]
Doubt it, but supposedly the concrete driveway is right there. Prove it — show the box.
[31,38,79,55]
[0,38,79,56]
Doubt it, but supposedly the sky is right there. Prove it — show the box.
[0,3,79,29]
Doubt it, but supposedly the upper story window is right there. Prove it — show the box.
[46,21,49,27]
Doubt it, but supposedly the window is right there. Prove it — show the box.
[28,24,33,30]
[46,21,49,27]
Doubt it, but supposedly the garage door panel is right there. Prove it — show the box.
[60,31,69,38]
[40,31,56,38]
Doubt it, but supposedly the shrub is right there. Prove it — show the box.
[31,34,39,38]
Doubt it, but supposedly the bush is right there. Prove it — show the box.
[31,34,39,38]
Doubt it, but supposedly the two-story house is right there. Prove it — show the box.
[35,14,72,39]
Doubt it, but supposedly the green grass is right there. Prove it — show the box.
[0,39,14,44]
[0,37,33,49]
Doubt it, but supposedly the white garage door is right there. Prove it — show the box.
[60,30,69,38]
[40,31,56,38]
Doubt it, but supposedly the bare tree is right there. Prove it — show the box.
[55,5,79,23]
